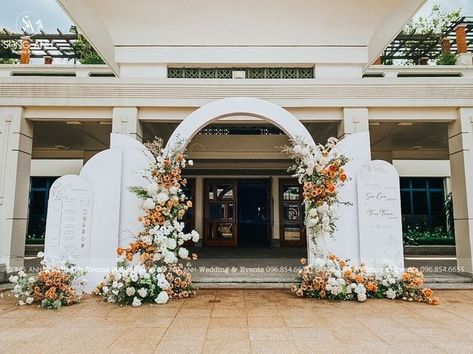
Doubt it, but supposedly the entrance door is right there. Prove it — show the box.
[237,180,270,247]
[204,180,237,246]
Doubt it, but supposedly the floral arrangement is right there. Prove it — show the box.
[96,138,198,306]
[291,255,439,305]
[125,138,198,266]
[96,264,170,306]
[283,138,349,255]
[9,254,87,309]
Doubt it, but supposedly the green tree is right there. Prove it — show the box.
[70,26,105,65]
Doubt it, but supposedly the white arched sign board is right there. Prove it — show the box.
[325,131,371,264]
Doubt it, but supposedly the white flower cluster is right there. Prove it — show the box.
[135,152,199,265]
[292,138,339,182]
[9,253,87,306]
[99,264,170,306]
[377,262,402,299]
[9,270,35,306]
[312,257,367,302]
[306,204,334,237]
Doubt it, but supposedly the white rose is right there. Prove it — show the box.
[130,273,139,282]
[187,160,194,166]
[178,247,189,259]
[357,293,367,302]
[125,287,136,297]
[146,183,158,197]
[163,252,177,264]
[156,192,169,205]
[37,251,44,258]
[155,291,169,304]
[25,297,34,305]
[143,198,155,210]
[132,297,142,307]
[385,288,397,300]
[307,218,317,227]
[308,208,317,217]
[191,230,199,243]
[137,288,148,298]
[169,186,178,195]
[166,238,177,250]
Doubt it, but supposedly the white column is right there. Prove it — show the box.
[0,107,33,271]
[337,108,369,139]
[112,107,143,142]
[272,176,280,245]
[448,108,473,274]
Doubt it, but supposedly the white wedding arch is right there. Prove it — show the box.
[45,97,385,292]
[165,97,316,152]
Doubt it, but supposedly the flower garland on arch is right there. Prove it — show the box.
[95,138,197,306]
[283,137,349,256]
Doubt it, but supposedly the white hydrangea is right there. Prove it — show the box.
[178,247,189,259]
[143,198,155,210]
[155,291,169,304]
[385,288,397,299]
[132,297,142,307]
[137,288,148,298]
[156,192,169,205]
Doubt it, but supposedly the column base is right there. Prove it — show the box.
[0,263,7,283]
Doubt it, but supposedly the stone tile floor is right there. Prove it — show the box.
[1,289,473,353]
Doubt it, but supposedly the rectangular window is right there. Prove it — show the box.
[27,177,59,244]
[400,177,446,231]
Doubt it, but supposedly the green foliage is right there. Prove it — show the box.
[400,4,462,65]
[403,226,454,246]
[436,53,457,65]
[129,186,149,199]
[0,40,20,64]
[444,192,455,234]
[70,27,105,65]
[26,234,45,244]
[404,4,462,35]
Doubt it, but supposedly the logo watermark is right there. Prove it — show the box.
[15,11,44,36]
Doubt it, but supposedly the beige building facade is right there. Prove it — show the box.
[1,0,473,277]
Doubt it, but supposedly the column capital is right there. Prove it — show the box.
[112,106,142,142]
[338,107,369,139]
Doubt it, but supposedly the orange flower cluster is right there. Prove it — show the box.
[164,263,197,300]
[117,241,157,267]
[292,255,439,305]
[292,255,376,300]
[402,267,424,288]
[401,267,439,305]
[302,163,347,205]
[34,268,79,306]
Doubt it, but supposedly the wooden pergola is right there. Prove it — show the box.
[381,16,473,64]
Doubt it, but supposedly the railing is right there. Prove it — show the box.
[365,65,473,78]
[0,64,114,77]
[0,64,472,79]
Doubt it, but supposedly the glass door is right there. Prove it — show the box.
[279,179,306,247]
[204,180,238,246]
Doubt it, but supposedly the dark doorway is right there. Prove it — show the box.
[237,180,270,246]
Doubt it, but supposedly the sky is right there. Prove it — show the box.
[0,0,472,34]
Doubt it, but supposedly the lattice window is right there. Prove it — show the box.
[167,67,314,79]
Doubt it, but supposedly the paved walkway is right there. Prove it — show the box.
[1,289,473,353]
[0,290,473,353]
